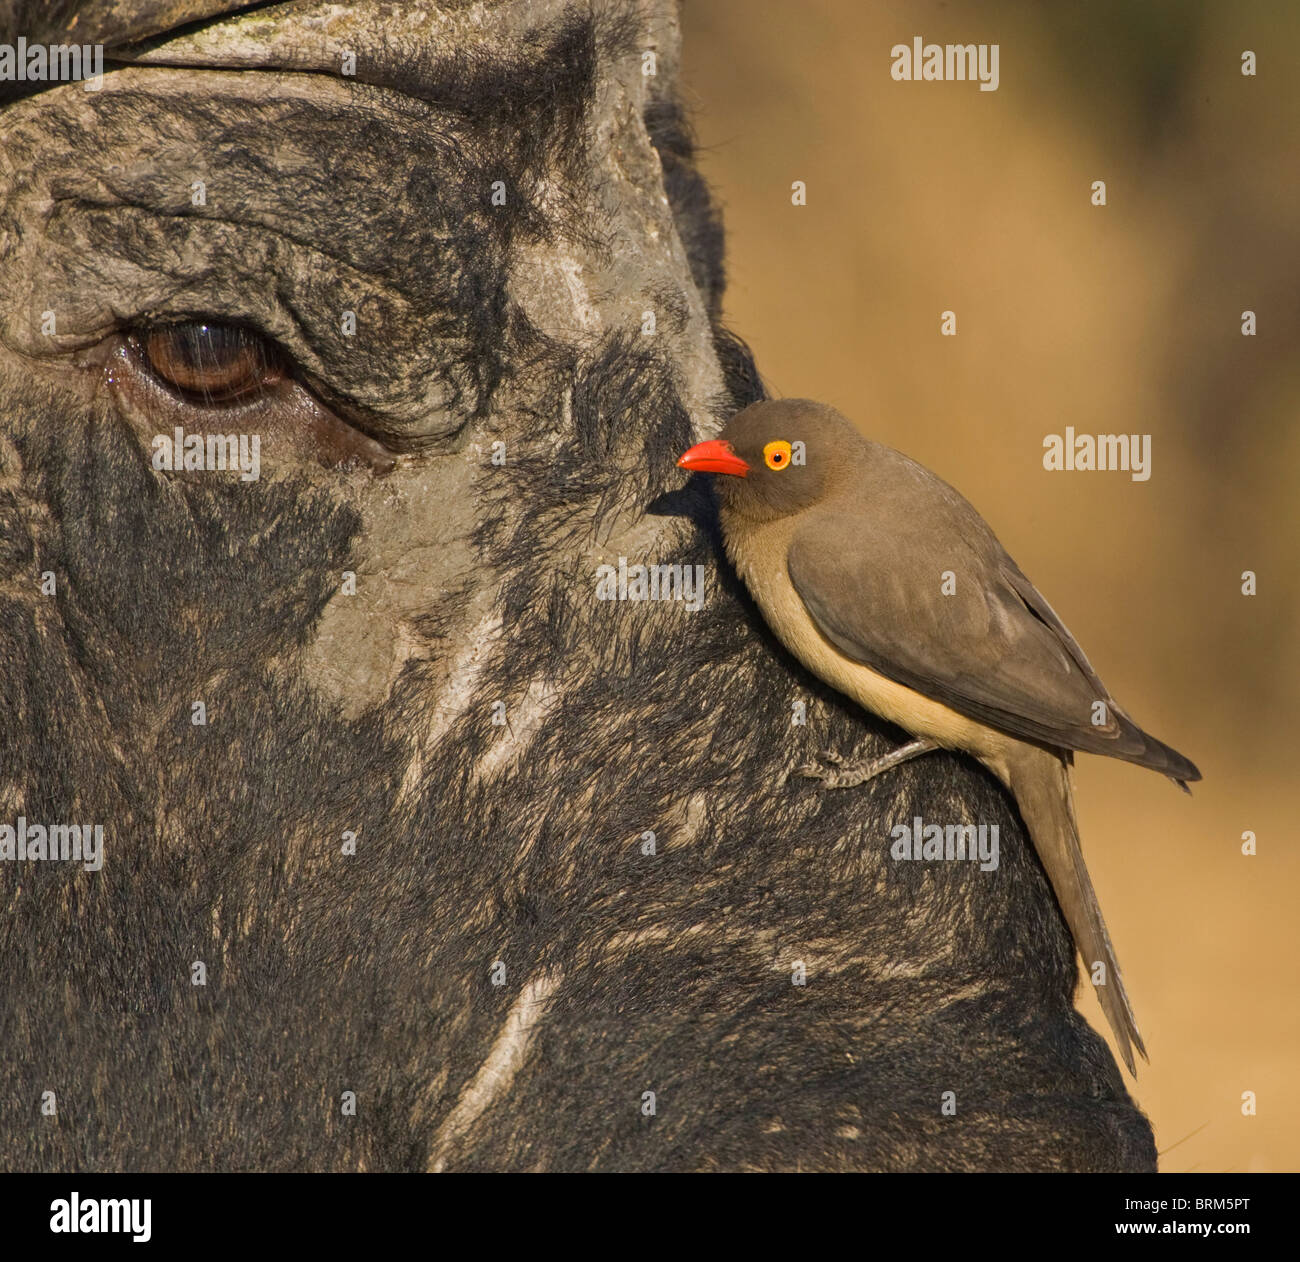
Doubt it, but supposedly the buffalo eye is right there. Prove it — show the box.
[132,322,283,405]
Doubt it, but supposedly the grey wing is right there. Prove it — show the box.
[786,511,1199,779]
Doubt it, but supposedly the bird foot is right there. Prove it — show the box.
[797,738,939,790]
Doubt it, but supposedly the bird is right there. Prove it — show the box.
[677,398,1199,1075]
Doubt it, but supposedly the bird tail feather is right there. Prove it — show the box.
[1112,709,1201,789]
[1008,749,1146,1076]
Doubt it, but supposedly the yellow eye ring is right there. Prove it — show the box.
[763,440,792,471]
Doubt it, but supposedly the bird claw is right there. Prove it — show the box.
[796,738,941,791]
[797,751,859,789]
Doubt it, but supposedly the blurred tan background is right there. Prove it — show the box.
[682,0,1299,1172]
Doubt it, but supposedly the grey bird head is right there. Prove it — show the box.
[677,398,850,520]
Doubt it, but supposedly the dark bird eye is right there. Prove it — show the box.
[132,322,283,404]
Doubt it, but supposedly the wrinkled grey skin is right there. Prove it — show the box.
[0,0,1156,1171]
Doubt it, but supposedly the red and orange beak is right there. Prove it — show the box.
[677,438,750,477]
